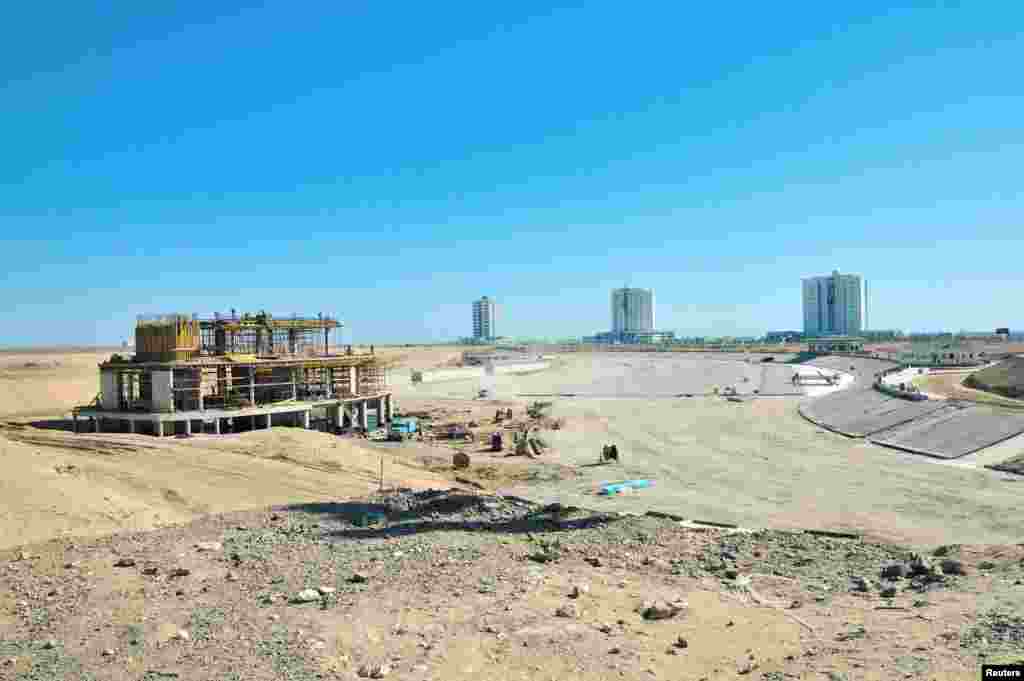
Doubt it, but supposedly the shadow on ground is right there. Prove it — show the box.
[28,418,77,432]
[281,492,622,541]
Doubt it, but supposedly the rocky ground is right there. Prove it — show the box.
[3,490,1024,681]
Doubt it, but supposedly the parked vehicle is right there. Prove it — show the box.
[387,417,418,441]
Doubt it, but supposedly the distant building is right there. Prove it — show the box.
[899,340,989,366]
[765,331,803,343]
[472,296,497,341]
[611,287,654,335]
[583,287,674,345]
[583,330,676,345]
[802,270,862,336]
[806,336,865,354]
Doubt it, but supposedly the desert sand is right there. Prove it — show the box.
[3,347,1024,552]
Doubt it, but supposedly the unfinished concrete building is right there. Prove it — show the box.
[73,312,391,436]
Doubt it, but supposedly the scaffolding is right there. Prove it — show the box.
[358,363,386,395]
[136,311,341,361]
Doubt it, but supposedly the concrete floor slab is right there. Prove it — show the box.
[799,389,947,437]
[870,405,1024,459]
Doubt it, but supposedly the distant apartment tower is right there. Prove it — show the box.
[802,270,862,336]
[611,287,655,336]
[472,296,497,340]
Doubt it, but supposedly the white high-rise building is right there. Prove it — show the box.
[802,270,862,336]
[611,288,654,336]
[472,296,497,340]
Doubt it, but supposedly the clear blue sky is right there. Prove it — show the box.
[2,2,1022,345]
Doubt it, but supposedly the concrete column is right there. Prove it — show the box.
[94,417,101,433]
[264,413,272,429]
[214,418,221,435]
[72,413,78,434]
[184,419,191,436]
[349,366,357,396]
[129,419,136,434]
[156,420,164,437]
[383,394,392,423]
[249,367,256,406]
[301,411,310,429]
[359,400,368,430]
[291,368,297,401]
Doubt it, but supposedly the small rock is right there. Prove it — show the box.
[880,561,907,580]
[63,562,77,569]
[101,648,115,657]
[555,603,580,618]
[113,558,136,568]
[349,573,369,584]
[640,600,685,621]
[195,542,223,553]
[269,614,280,621]
[172,629,190,641]
[3,657,15,666]
[788,599,803,609]
[42,640,57,650]
[170,568,190,578]
[674,636,689,649]
[141,566,158,576]
[17,551,33,561]
[726,620,735,627]
[357,662,391,678]
[979,560,997,571]
[737,658,758,675]
[608,646,622,655]
[849,576,870,593]
[317,586,336,596]
[585,557,602,567]
[724,568,739,580]
[225,570,238,582]
[907,554,933,576]
[569,583,590,599]
[597,623,614,634]
[292,588,321,604]
[940,559,966,576]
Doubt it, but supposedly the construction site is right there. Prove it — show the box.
[72,312,391,436]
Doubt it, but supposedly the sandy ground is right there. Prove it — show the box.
[4,346,1024,554]
[0,425,449,551]
[0,347,470,552]
[0,351,112,419]
[394,354,1024,548]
